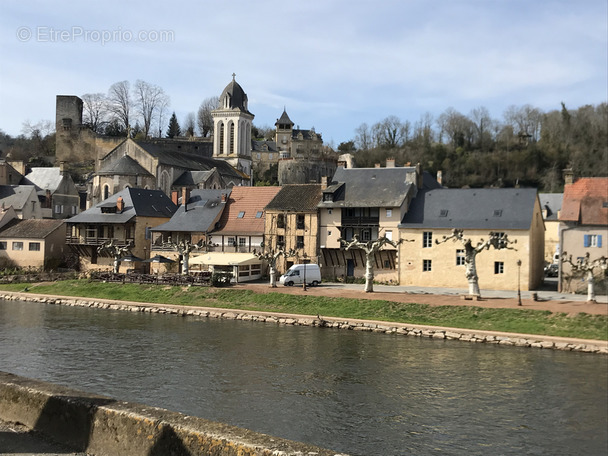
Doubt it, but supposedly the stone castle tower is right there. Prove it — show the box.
[211,74,254,179]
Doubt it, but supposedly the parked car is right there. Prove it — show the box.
[279,264,321,286]
[544,263,559,277]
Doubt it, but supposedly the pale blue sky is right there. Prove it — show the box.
[1,0,606,146]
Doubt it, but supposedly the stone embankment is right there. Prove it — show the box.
[2,291,606,355]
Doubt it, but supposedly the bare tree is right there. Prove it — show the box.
[183,112,196,137]
[561,252,607,302]
[197,96,219,137]
[436,229,517,297]
[82,93,108,134]
[469,106,494,151]
[156,95,170,138]
[504,104,543,142]
[98,240,134,274]
[107,81,132,134]
[253,245,296,287]
[162,238,205,275]
[373,115,405,149]
[134,80,169,138]
[340,235,405,293]
[354,123,372,151]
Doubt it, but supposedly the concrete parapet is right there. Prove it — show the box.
[0,371,344,456]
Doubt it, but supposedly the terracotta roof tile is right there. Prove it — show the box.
[560,177,608,225]
[214,186,281,235]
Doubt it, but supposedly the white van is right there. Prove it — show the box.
[279,264,322,286]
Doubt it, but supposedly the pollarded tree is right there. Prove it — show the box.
[98,240,134,274]
[162,238,205,275]
[435,229,517,297]
[561,252,607,302]
[340,235,405,293]
[253,244,297,287]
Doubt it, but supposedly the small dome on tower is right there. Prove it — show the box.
[218,73,251,113]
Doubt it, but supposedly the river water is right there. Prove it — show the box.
[0,299,606,456]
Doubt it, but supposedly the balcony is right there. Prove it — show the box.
[341,215,379,226]
[66,236,134,246]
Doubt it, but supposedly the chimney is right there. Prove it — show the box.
[171,190,179,206]
[182,187,190,211]
[116,196,124,213]
[436,170,442,185]
[221,192,228,202]
[375,163,381,168]
[320,176,328,189]
[563,168,574,185]
[386,158,395,168]
[59,161,65,175]
[45,189,52,208]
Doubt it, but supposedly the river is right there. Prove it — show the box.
[0,299,606,455]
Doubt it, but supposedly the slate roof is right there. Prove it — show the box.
[538,193,563,221]
[67,188,177,224]
[151,189,231,233]
[318,167,418,209]
[265,184,323,212]
[217,77,252,115]
[275,109,294,127]
[172,170,216,187]
[399,188,538,230]
[559,177,608,226]
[252,140,278,152]
[22,168,63,193]
[0,185,37,211]
[0,218,64,239]
[214,186,281,235]
[97,155,154,177]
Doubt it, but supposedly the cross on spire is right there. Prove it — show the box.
[232,72,236,80]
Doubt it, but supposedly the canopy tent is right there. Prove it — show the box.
[189,252,260,266]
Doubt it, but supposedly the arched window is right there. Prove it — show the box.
[159,170,170,196]
[103,184,110,200]
[219,123,224,155]
[229,122,235,155]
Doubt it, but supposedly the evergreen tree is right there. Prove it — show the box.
[166,112,181,138]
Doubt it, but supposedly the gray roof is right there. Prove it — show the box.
[538,193,563,221]
[151,189,231,233]
[275,109,294,127]
[399,188,538,230]
[67,188,176,224]
[22,168,63,192]
[318,167,417,208]
[265,184,323,212]
[97,155,154,177]
[252,140,278,152]
[172,170,215,187]
[0,219,64,239]
[0,185,37,211]
[216,77,252,114]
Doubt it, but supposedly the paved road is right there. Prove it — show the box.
[0,420,88,456]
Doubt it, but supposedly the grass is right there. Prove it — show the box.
[0,280,606,341]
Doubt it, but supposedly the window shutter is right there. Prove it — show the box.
[584,235,590,247]
[598,235,602,248]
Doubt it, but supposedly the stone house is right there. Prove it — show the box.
[0,161,24,186]
[538,192,563,264]
[0,185,42,219]
[398,188,545,291]
[0,218,66,269]
[65,188,177,273]
[558,177,608,292]
[263,184,324,274]
[317,163,429,282]
[21,165,80,219]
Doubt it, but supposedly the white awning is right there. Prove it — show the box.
[189,252,261,266]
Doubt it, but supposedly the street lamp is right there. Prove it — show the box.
[517,259,522,306]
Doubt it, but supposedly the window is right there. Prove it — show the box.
[297,236,304,249]
[256,153,261,159]
[494,261,504,274]
[584,234,603,248]
[386,209,392,218]
[456,249,465,266]
[269,153,273,160]
[296,214,305,230]
[237,211,245,218]
[227,237,236,246]
[385,230,392,241]
[55,204,63,214]
[238,238,247,247]
[361,229,372,241]
[328,209,332,214]
[277,235,285,247]
[277,214,285,228]
[71,206,77,215]
[12,242,23,251]
[493,210,503,217]
[0,242,6,250]
[29,242,41,251]
[439,209,448,217]
[423,259,432,271]
[256,211,263,218]
[423,231,433,248]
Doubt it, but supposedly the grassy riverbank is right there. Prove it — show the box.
[1,280,606,341]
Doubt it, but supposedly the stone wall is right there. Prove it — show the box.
[0,370,344,456]
[278,158,336,185]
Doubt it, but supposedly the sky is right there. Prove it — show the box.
[0,0,606,147]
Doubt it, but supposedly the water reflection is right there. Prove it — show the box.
[0,299,606,456]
